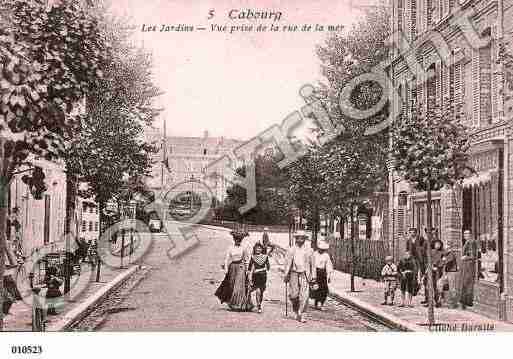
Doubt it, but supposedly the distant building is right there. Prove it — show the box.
[146,128,243,203]
[77,199,99,243]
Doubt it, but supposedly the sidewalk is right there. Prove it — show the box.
[3,262,138,331]
[254,231,513,332]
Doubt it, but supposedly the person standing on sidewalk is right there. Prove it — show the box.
[284,230,316,323]
[425,238,444,308]
[460,229,479,309]
[381,255,398,306]
[441,242,458,307]
[311,239,333,310]
[398,251,417,308]
[405,228,427,303]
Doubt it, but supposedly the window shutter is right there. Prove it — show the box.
[491,25,499,122]
[472,48,481,127]
[400,83,408,117]
[426,0,433,28]
[442,63,449,111]
[405,81,410,117]
[427,66,436,114]
[480,43,492,125]
[452,60,463,121]
[411,79,417,114]
[398,0,404,33]
[417,81,424,113]
[410,0,417,40]
[394,208,406,246]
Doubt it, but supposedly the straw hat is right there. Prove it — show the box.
[317,241,329,250]
[264,227,269,231]
[385,255,393,262]
[294,230,309,238]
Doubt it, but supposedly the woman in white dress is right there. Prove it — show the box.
[215,231,253,311]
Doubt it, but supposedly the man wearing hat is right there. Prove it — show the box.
[283,230,315,323]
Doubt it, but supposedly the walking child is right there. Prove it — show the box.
[381,255,398,305]
[248,242,270,313]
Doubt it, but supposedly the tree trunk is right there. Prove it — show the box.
[0,137,7,331]
[426,180,435,325]
[96,200,106,282]
[312,208,320,250]
[350,205,355,292]
[339,215,344,240]
[64,173,78,295]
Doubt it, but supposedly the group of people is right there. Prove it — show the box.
[381,227,477,309]
[215,228,273,313]
[215,228,333,323]
[283,230,333,322]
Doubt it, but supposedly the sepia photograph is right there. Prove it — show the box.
[1,0,513,357]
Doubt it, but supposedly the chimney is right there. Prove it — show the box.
[203,130,209,139]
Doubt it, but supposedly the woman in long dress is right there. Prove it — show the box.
[215,231,253,311]
[460,229,478,308]
[311,240,333,310]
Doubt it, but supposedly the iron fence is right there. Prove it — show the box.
[328,238,391,281]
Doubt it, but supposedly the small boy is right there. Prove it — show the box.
[381,255,398,305]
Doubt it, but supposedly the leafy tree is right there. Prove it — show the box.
[0,0,108,329]
[309,6,390,288]
[218,154,290,226]
[64,6,161,250]
[316,5,390,132]
[286,148,327,248]
[318,131,387,290]
[391,103,472,325]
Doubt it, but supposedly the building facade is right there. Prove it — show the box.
[77,199,99,243]
[6,159,67,273]
[388,0,513,320]
[146,128,243,204]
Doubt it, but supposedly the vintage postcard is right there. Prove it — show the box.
[1,0,513,356]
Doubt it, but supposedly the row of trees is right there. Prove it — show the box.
[286,6,390,251]
[0,0,161,329]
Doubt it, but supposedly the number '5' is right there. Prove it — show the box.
[208,9,215,19]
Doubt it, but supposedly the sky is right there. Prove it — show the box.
[109,0,369,141]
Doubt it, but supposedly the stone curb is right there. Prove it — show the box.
[46,265,139,332]
[328,291,425,332]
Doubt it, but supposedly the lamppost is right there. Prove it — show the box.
[190,174,195,213]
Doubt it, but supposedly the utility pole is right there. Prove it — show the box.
[161,119,167,190]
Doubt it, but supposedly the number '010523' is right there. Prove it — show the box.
[11,345,43,355]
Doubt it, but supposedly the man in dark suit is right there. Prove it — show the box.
[405,227,428,302]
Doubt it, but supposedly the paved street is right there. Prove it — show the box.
[97,226,389,331]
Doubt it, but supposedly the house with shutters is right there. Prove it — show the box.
[387,0,513,321]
